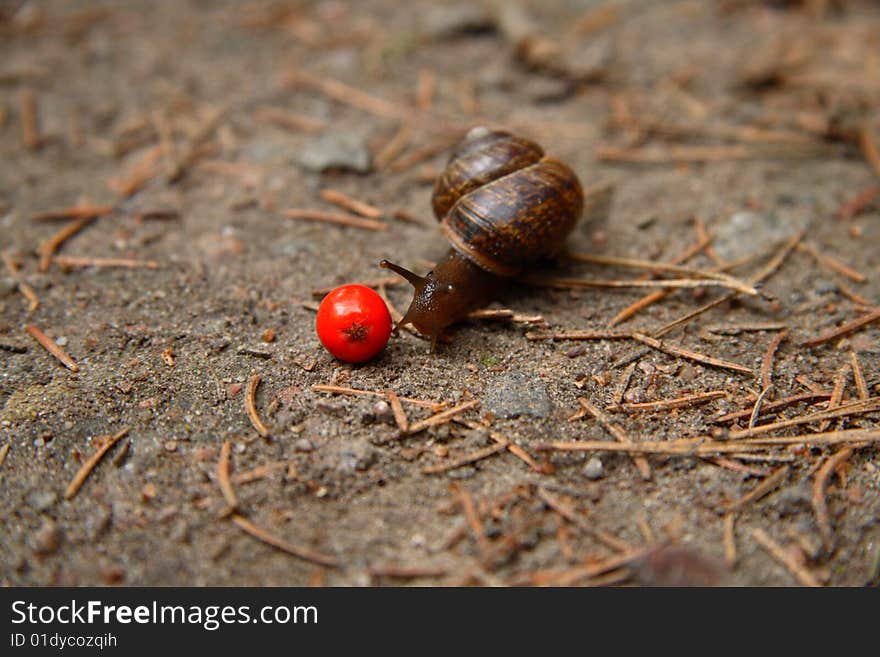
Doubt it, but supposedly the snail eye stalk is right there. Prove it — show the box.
[379,260,426,289]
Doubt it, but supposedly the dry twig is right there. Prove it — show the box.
[38,217,96,272]
[608,390,727,414]
[1,251,39,311]
[650,231,802,340]
[167,106,226,183]
[723,513,737,569]
[578,398,651,480]
[723,465,789,513]
[19,87,40,150]
[404,400,479,436]
[245,374,270,437]
[801,307,880,347]
[454,419,544,473]
[760,331,787,391]
[796,241,866,283]
[851,351,869,401]
[730,397,880,440]
[64,427,130,499]
[230,514,338,567]
[631,332,752,374]
[109,145,163,197]
[54,256,159,269]
[751,527,821,587]
[311,276,402,297]
[422,443,507,474]
[607,231,714,327]
[526,274,758,296]
[30,205,114,222]
[217,440,238,511]
[533,427,880,457]
[286,69,402,119]
[451,484,490,558]
[253,105,327,133]
[526,330,751,373]
[386,390,409,433]
[312,384,441,409]
[811,447,854,548]
[283,209,388,231]
[534,487,632,554]
[712,392,831,424]
[566,252,756,291]
[320,189,383,219]
[860,123,880,181]
[25,324,79,372]
[748,385,775,430]
[374,121,415,169]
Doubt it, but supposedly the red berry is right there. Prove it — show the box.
[315,284,392,363]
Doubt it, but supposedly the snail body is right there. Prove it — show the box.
[381,127,584,347]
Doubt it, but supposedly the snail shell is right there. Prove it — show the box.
[432,127,584,276]
[380,127,585,346]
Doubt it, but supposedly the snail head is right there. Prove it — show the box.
[380,253,501,349]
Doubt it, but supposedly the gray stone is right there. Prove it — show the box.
[25,489,58,512]
[712,211,800,262]
[336,439,376,473]
[296,132,371,174]
[526,77,576,103]
[583,457,604,480]
[423,5,495,39]
[558,39,612,82]
[0,276,18,298]
[484,370,553,419]
[293,437,315,453]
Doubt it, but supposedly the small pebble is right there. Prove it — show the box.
[31,518,61,555]
[293,437,315,452]
[297,132,371,173]
[484,370,553,419]
[372,400,394,425]
[423,5,495,38]
[336,439,376,473]
[55,336,68,347]
[527,77,575,103]
[446,465,477,479]
[583,457,604,480]
[0,276,17,298]
[25,489,58,513]
[713,211,801,261]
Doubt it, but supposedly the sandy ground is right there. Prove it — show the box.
[1,0,879,586]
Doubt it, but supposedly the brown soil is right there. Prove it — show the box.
[1,0,879,587]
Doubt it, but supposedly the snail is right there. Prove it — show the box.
[380,126,584,348]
